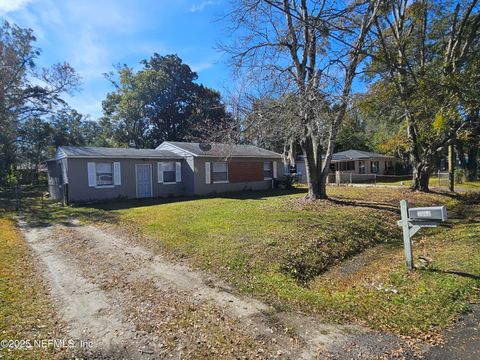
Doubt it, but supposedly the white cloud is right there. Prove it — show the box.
[190,60,213,72]
[0,0,33,14]
[189,0,215,12]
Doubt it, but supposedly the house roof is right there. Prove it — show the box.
[331,150,395,161]
[50,146,182,160]
[158,141,283,159]
[295,149,395,162]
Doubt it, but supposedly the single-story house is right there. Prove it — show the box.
[47,141,283,203]
[292,149,396,184]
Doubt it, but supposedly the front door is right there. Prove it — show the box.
[136,164,152,198]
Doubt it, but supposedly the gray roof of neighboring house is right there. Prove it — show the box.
[160,141,283,158]
[49,146,182,160]
[296,149,395,162]
[332,150,395,161]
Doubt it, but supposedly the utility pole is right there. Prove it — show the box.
[448,140,455,192]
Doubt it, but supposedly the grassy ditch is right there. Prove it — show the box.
[92,187,479,337]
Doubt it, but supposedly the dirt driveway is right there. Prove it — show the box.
[19,220,417,359]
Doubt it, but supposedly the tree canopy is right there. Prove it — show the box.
[0,20,80,184]
[0,20,233,185]
[363,0,480,190]
[102,54,233,148]
[223,0,381,199]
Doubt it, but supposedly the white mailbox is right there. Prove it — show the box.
[399,200,449,271]
[408,206,447,222]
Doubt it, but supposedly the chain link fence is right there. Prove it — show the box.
[330,173,412,186]
[0,184,62,212]
[435,172,451,187]
[328,171,460,189]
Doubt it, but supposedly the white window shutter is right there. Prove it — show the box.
[175,162,182,182]
[205,162,211,184]
[87,162,96,187]
[157,162,164,183]
[113,162,121,185]
[273,161,278,178]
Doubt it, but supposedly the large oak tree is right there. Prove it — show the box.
[368,0,480,191]
[102,54,233,148]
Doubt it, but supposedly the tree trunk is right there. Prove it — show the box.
[301,135,325,200]
[411,161,431,192]
[466,146,478,181]
[283,139,297,172]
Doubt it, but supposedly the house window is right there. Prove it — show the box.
[358,161,365,174]
[95,163,113,186]
[330,163,336,172]
[264,161,272,179]
[163,162,176,183]
[385,160,393,172]
[339,161,355,171]
[371,161,379,173]
[212,162,228,182]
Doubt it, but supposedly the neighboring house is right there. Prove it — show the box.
[47,142,282,203]
[293,149,396,184]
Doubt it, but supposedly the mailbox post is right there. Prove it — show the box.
[397,200,447,270]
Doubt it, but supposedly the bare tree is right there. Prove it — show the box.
[222,0,380,199]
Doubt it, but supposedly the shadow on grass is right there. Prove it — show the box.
[83,188,307,211]
[419,268,480,280]
[11,186,478,228]
[439,191,480,223]
[429,190,464,199]
[327,197,400,213]
[6,188,307,227]
[328,190,479,220]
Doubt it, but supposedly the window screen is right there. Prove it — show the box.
[264,162,272,178]
[358,161,365,174]
[96,163,113,186]
[212,162,228,182]
[163,162,176,183]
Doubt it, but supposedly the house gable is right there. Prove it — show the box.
[156,142,197,157]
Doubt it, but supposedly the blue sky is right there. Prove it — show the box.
[1,0,232,119]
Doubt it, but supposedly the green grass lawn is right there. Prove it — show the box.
[375,177,480,191]
[74,186,479,338]
[14,186,480,339]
